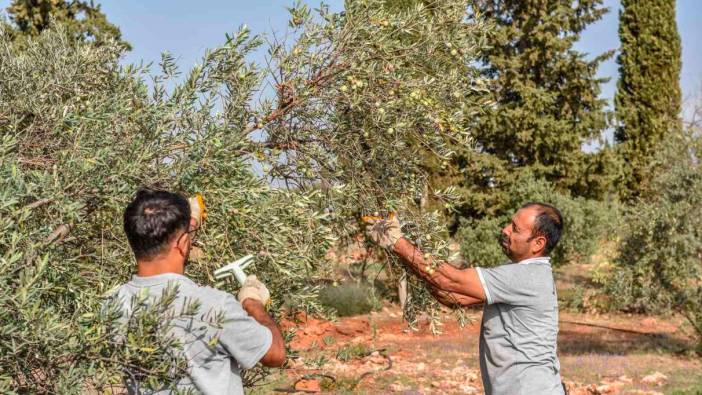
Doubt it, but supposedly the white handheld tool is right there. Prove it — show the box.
[214,254,255,286]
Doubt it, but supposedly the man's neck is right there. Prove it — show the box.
[137,258,184,277]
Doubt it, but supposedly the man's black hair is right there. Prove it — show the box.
[521,202,563,255]
[123,187,190,260]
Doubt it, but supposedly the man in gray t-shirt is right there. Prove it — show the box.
[366,202,565,394]
[112,273,274,394]
[111,188,286,394]
[476,257,562,393]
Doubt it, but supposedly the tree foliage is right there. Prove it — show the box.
[614,0,682,200]
[255,0,491,326]
[5,0,130,49]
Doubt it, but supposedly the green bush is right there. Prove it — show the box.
[604,129,702,350]
[456,171,620,268]
[319,283,380,317]
[558,285,586,312]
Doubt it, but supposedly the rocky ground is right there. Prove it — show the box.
[251,305,701,394]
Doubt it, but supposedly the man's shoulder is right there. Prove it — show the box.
[167,279,235,307]
[479,261,528,274]
[190,283,234,304]
[110,275,235,307]
[492,259,552,274]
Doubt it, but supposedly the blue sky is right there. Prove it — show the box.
[2,0,701,114]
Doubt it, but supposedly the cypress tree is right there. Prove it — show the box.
[614,0,681,199]
[471,0,612,199]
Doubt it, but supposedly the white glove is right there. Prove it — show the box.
[365,214,402,249]
[237,275,271,305]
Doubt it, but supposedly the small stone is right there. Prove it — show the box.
[597,383,621,394]
[389,382,407,392]
[617,375,633,384]
[294,378,321,393]
[459,384,479,394]
[335,319,368,336]
[641,371,668,386]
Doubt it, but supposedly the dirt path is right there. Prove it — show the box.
[252,306,701,394]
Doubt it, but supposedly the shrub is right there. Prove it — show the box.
[605,128,702,350]
[318,283,380,317]
[456,171,620,268]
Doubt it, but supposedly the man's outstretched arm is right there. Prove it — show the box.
[392,238,486,303]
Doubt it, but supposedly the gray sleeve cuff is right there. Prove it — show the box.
[475,267,493,305]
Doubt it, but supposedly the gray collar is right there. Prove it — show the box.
[516,256,551,265]
[130,272,194,286]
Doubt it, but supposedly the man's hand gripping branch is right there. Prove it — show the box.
[365,214,486,307]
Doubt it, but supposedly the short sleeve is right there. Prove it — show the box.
[475,264,541,306]
[216,295,273,369]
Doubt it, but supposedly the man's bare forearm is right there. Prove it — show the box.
[242,300,279,332]
[241,299,286,366]
[430,287,483,308]
[391,238,486,301]
[391,237,445,287]
[392,237,468,292]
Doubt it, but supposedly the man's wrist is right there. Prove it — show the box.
[241,298,265,311]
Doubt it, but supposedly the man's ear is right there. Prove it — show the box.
[175,231,189,257]
[532,235,547,255]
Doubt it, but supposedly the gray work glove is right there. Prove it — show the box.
[237,275,271,305]
[365,214,402,249]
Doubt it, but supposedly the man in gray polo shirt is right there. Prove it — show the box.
[366,202,565,394]
[111,188,286,394]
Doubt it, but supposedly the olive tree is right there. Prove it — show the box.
[256,0,490,327]
[0,22,334,392]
